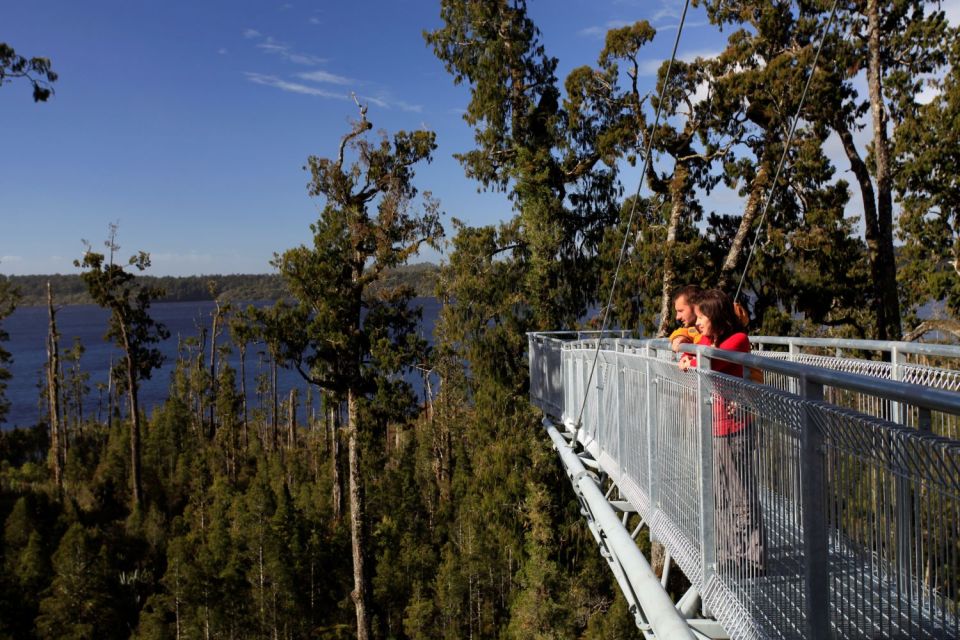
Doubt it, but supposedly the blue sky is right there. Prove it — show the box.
[2,0,727,276]
[7,1,955,277]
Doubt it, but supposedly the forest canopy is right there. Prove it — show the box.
[2,1,960,638]
[7,264,440,306]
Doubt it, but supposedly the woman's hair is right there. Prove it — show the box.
[695,289,745,341]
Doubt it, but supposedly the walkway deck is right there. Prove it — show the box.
[530,333,960,639]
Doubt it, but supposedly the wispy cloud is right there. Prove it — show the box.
[218,47,228,55]
[650,4,681,22]
[578,20,631,39]
[656,19,710,32]
[638,48,721,76]
[297,70,354,85]
[680,48,722,63]
[245,72,349,99]
[0,255,23,263]
[359,94,423,113]
[639,59,663,76]
[248,34,327,66]
[308,16,322,25]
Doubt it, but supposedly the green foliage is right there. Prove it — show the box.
[9,265,441,307]
[0,42,57,102]
[35,523,124,639]
[896,24,960,322]
[2,6,960,640]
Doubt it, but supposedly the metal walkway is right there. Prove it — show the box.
[528,332,960,639]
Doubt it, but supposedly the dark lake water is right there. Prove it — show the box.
[2,298,441,429]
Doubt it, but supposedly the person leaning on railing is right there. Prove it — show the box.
[678,288,767,574]
[668,284,704,352]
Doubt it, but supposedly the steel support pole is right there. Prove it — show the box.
[697,356,717,592]
[800,374,831,638]
[546,420,697,640]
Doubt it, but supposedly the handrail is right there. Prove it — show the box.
[529,331,960,639]
[566,337,960,418]
[751,335,960,359]
[675,342,960,416]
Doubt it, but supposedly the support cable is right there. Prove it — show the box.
[572,0,692,439]
[733,0,841,303]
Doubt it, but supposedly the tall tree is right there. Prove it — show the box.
[0,274,18,424]
[894,10,960,332]
[45,282,64,491]
[272,103,442,639]
[426,0,621,331]
[75,225,170,509]
[704,0,953,338]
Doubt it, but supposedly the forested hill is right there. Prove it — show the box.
[8,262,440,305]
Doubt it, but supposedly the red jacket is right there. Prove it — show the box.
[696,333,751,436]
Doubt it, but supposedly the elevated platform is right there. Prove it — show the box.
[529,332,960,639]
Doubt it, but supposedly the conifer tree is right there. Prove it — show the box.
[75,224,170,509]
[35,523,122,639]
[272,102,442,640]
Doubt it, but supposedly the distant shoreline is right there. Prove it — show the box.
[3,263,440,306]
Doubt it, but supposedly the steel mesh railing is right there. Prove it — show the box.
[752,337,960,439]
[529,333,960,640]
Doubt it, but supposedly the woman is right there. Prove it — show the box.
[679,289,766,573]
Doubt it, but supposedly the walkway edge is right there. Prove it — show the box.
[545,419,697,640]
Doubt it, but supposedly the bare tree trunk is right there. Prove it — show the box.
[657,165,690,336]
[120,323,143,509]
[287,387,297,449]
[347,388,372,640]
[208,300,223,439]
[866,0,902,341]
[239,344,248,451]
[46,283,63,491]
[329,397,342,521]
[196,327,207,432]
[107,357,115,432]
[271,359,278,451]
[718,162,771,292]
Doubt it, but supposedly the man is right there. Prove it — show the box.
[669,285,703,352]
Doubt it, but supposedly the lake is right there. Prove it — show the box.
[2,298,441,429]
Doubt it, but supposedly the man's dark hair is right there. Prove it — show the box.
[672,284,702,304]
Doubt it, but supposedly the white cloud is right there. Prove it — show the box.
[297,70,354,85]
[651,4,680,23]
[361,95,389,109]
[680,48,721,63]
[245,72,349,99]
[256,36,326,66]
[243,28,261,39]
[656,19,710,32]
[0,256,23,263]
[358,94,423,113]
[389,99,424,113]
[944,0,960,27]
[309,16,322,25]
[218,47,228,55]
[578,20,631,39]
[639,58,663,76]
[916,82,940,105]
[151,252,216,265]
